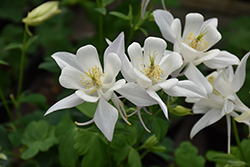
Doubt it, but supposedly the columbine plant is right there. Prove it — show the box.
[44,43,126,141]
[116,36,206,131]
[153,10,240,76]
[184,52,250,153]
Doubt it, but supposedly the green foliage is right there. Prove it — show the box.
[56,114,78,167]
[128,147,142,167]
[21,120,57,160]
[74,129,108,167]
[152,117,169,142]
[175,141,206,167]
[206,151,246,167]
[76,101,98,118]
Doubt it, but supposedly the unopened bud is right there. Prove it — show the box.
[170,105,193,116]
[22,1,61,26]
[141,134,158,149]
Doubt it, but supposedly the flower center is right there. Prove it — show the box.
[184,27,209,51]
[207,75,220,96]
[80,65,105,94]
[141,50,163,82]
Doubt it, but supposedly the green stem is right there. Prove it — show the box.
[96,0,104,63]
[16,27,28,120]
[0,86,16,128]
[127,11,141,46]
[232,118,247,163]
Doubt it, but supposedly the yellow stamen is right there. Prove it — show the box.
[141,49,163,82]
[184,27,209,51]
[80,65,105,94]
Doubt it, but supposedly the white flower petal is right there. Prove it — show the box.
[59,66,84,90]
[52,52,81,71]
[159,52,183,79]
[134,68,152,88]
[202,18,218,28]
[192,104,210,114]
[76,45,102,72]
[104,32,125,63]
[203,51,240,69]
[232,52,250,92]
[164,80,207,98]
[222,95,235,114]
[146,88,168,119]
[144,37,167,65]
[185,63,213,94]
[183,13,204,39]
[75,90,100,102]
[171,18,182,51]
[121,59,137,82]
[214,71,234,96]
[235,110,250,123]
[116,83,157,106]
[94,97,118,141]
[193,49,220,66]
[202,26,221,50]
[103,79,126,100]
[226,66,234,83]
[44,93,84,116]
[157,78,178,90]
[234,95,249,113]
[153,9,175,43]
[102,53,121,84]
[128,42,143,71]
[190,108,223,138]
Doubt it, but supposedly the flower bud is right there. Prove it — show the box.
[141,135,158,149]
[22,1,61,26]
[169,105,193,116]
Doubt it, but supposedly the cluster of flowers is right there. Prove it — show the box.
[45,9,250,153]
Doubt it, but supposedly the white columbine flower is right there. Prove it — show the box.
[44,44,126,141]
[153,10,239,76]
[116,36,206,131]
[185,52,250,153]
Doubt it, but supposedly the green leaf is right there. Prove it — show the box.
[38,57,60,73]
[111,133,130,162]
[25,35,38,49]
[206,150,245,167]
[175,141,205,167]
[103,0,114,6]
[0,60,9,65]
[128,147,142,167]
[0,126,11,150]
[109,11,130,20]
[153,137,174,161]
[139,27,148,36]
[95,7,107,15]
[125,123,138,146]
[19,93,46,104]
[4,43,21,51]
[74,129,108,167]
[21,120,57,160]
[0,153,7,160]
[56,114,78,167]
[152,117,169,142]
[76,102,97,118]
[240,138,250,164]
